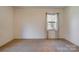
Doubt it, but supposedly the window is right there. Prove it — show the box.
[47,13,58,31]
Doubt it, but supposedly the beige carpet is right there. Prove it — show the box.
[0,39,79,52]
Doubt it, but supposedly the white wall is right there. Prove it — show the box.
[14,7,64,39]
[64,7,79,46]
[0,7,13,47]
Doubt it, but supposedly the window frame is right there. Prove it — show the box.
[46,13,58,31]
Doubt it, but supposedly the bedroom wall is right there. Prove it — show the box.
[0,7,13,47]
[14,7,64,39]
[64,6,79,46]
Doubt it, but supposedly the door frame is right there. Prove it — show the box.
[45,13,60,39]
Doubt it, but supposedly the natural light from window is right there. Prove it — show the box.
[47,13,58,31]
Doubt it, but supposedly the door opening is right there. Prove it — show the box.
[46,13,59,39]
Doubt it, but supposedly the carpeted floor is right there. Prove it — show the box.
[0,39,79,52]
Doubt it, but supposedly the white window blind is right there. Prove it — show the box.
[47,13,58,31]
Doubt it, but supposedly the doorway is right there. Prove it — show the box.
[46,13,59,39]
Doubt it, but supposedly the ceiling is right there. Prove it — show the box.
[13,6,66,9]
